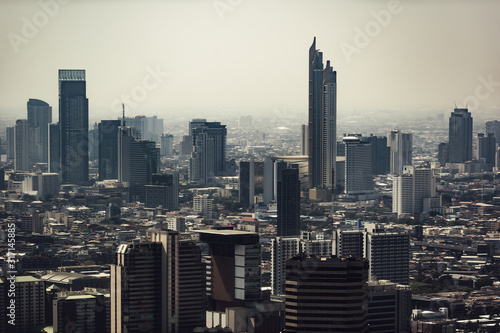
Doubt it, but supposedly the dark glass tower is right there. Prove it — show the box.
[98,120,121,180]
[58,69,89,184]
[449,108,473,163]
[363,134,390,175]
[277,167,300,237]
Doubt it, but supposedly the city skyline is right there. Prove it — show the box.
[1,0,500,122]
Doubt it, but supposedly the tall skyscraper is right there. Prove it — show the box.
[160,133,174,156]
[437,142,449,166]
[449,108,473,163]
[344,136,373,195]
[48,123,60,173]
[271,236,301,295]
[189,119,227,185]
[285,255,369,333]
[363,134,390,175]
[27,98,52,163]
[14,119,31,171]
[239,160,254,208]
[308,37,336,189]
[111,229,205,333]
[6,126,14,160]
[58,69,89,184]
[98,120,121,180]
[477,133,496,170]
[124,115,164,142]
[388,130,412,175]
[277,167,300,237]
[486,120,500,142]
[393,166,436,217]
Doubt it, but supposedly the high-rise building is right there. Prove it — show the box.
[449,108,473,163]
[388,130,412,175]
[27,98,52,163]
[365,223,410,285]
[124,115,164,142]
[48,123,60,173]
[37,173,60,200]
[300,124,308,156]
[88,123,99,162]
[393,166,436,217]
[363,134,390,175]
[486,120,500,142]
[98,120,121,180]
[118,125,159,187]
[14,119,31,171]
[160,133,174,157]
[239,160,255,208]
[198,230,261,311]
[344,136,373,195]
[285,255,369,333]
[193,194,213,218]
[271,236,301,295]
[58,69,89,184]
[308,37,336,189]
[334,229,364,258]
[0,276,45,333]
[277,168,300,237]
[437,142,449,166]
[145,173,179,211]
[6,126,14,160]
[189,120,227,185]
[477,133,496,170]
[367,280,412,333]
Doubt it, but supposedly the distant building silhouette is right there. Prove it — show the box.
[14,119,30,171]
[477,132,496,171]
[98,120,121,180]
[27,98,52,163]
[160,133,174,157]
[388,130,412,175]
[364,134,390,175]
[449,108,473,163]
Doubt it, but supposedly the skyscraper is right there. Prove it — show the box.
[14,119,31,171]
[189,119,227,185]
[277,167,300,237]
[308,37,336,189]
[363,134,390,175]
[486,120,500,142]
[27,98,52,163]
[344,136,373,195]
[48,123,60,174]
[285,255,369,333]
[477,133,496,170]
[58,69,89,184]
[160,133,174,156]
[393,166,436,217]
[98,120,121,180]
[6,126,14,160]
[449,108,473,163]
[388,130,412,175]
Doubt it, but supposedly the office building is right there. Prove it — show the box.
[486,120,500,141]
[145,173,179,211]
[277,167,300,237]
[193,194,213,218]
[388,130,412,175]
[365,223,410,285]
[300,124,308,156]
[37,172,60,199]
[27,98,52,163]
[393,166,436,217]
[271,236,301,295]
[367,280,411,333]
[308,37,337,189]
[334,229,364,258]
[449,108,473,163]
[344,136,373,195]
[98,120,121,180]
[48,123,60,173]
[0,276,45,333]
[14,119,31,171]
[239,159,265,208]
[53,292,110,333]
[198,230,261,311]
[437,142,449,166]
[124,115,163,142]
[6,126,14,160]
[58,69,89,184]
[478,133,496,170]
[118,125,159,187]
[189,120,227,185]
[285,255,369,333]
[111,240,163,332]
[88,123,99,161]
[161,133,174,156]
[364,134,390,175]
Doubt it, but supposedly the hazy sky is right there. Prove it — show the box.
[1,0,500,122]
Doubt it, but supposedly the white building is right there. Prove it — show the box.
[393,166,436,217]
[388,130,412,175]
[193,194,213,219]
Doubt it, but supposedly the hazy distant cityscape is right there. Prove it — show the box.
[2,1,500,333]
